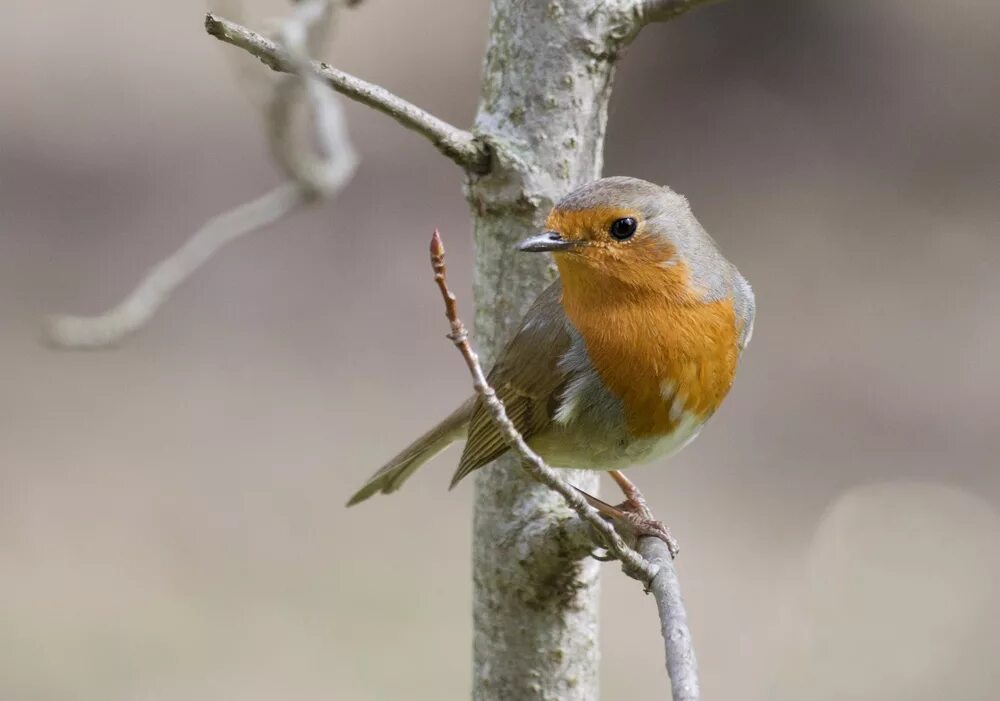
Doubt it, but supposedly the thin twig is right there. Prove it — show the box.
[44,184,306,348]
[429,230,652,579]
[614,471,700,699]
[268,0,358,195]
[45,1,356,349]
[429,229,700,700]
[641,537,700,701]
[205,13,491,174]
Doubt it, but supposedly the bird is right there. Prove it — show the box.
[347,176,754,539]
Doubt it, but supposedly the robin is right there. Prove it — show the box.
[347,177,754,539]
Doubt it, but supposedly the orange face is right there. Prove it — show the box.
[544,206,690,300]
[545,205,740,437]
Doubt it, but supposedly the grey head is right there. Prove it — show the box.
[551,176,756,349]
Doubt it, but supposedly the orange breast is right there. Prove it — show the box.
[558,260,740,437]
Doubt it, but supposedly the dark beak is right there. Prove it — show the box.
[518,231,577,253]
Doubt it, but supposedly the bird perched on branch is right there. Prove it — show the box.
[347,177,754,537]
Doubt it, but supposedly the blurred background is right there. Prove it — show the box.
[2,0,998,698]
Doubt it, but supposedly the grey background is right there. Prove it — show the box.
[2,1,998,699]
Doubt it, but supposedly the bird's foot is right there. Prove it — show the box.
[575,471,679,558]
[608,469,679,557]
[612,497,679,558]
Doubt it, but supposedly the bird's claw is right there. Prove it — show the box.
[616,499,680,558]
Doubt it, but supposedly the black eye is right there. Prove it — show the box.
[609,217,637,241]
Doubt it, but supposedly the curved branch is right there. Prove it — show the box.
[205,13,491,174]
[429,230,654,581]
[268,0,359,195]
[641,536,701,700]
[429,229,700,700]
[45,1,356,349]
[44,184,306,348]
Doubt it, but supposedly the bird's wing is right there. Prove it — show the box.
[451,280,571,486]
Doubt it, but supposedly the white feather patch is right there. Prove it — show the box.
[554,374,589,425]
[659,379,677,400]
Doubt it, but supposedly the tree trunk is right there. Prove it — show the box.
[464,2,639,698]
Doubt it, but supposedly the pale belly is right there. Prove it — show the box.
[528,411,705,471]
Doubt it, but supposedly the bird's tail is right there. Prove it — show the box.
[346,397,475,506]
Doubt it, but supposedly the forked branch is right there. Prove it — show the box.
[429,229,700,701]
[205,13,490,173]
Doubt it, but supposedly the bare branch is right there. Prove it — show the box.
[641,537,701,701]
[268,0,358,195]
[45,1,357,349]
[639,0,715,23]
[429,229,700,700]
[205,13,490,174]
[44,184,306,348]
